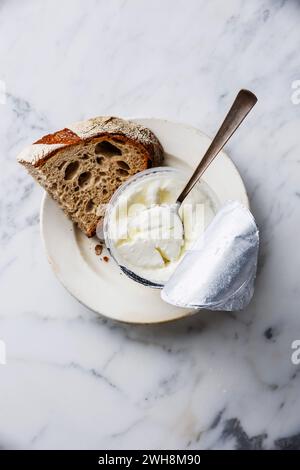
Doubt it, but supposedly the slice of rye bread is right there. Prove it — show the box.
[17,116,164,237]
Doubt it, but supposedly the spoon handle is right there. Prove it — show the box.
[177,89,257,204]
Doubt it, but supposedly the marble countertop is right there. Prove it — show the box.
[0,0,300,450]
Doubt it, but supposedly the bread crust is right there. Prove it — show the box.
[35,128,82,145]
[17,116,163,168]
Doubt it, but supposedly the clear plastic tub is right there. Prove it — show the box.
[103,166,219,288]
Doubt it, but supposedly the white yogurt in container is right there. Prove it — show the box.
[104,167,219,287]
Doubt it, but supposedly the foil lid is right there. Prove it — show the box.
[161,201,259,311]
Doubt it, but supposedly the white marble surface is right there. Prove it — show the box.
[0,0,300,450]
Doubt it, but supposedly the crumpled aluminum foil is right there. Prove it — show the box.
[161,201,259,311]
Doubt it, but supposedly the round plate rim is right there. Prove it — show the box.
[40,117,249,324]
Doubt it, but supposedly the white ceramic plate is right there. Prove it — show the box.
[40,118,249,324]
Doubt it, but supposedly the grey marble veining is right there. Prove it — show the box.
[0,0,300,450]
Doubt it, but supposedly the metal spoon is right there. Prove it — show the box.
[176,89,257,206]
